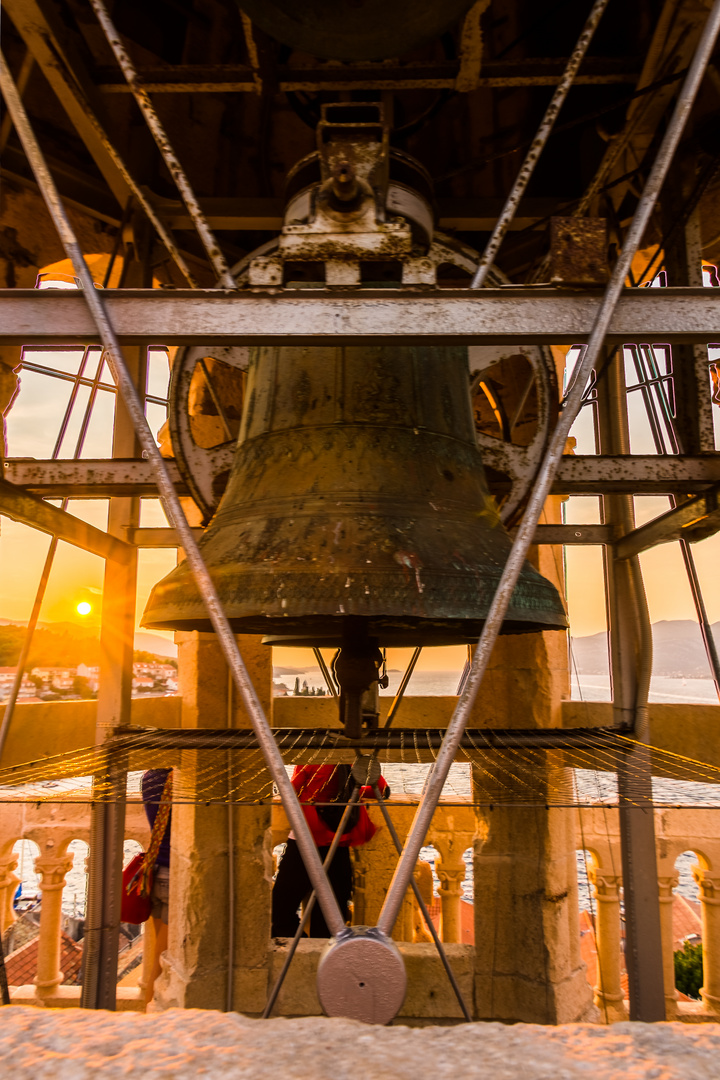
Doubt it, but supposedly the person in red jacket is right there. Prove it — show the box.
[271,762,388,938]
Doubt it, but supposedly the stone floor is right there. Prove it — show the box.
[1,1008,720,1078]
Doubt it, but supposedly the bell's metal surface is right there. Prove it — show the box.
[142,345,568,644]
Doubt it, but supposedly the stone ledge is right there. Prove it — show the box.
[2,1008,720,1078]
[9,985,146,1011]
[268,939,474,1021]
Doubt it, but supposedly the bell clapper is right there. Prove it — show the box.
[332,620,383,739]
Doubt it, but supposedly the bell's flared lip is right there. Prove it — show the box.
[141,611,568,647]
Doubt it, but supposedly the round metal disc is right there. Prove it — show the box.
[317,927,407,1025]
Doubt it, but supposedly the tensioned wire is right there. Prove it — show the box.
[1,725,720,806]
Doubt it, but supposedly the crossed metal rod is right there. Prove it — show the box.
[263,776,471,1022]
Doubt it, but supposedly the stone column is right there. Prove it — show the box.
[692,867,720,1015]
[657,873,679,1018]
[0,855,19,936]
[33,852,73,999]
[350,802,415,940]
[434,840,469,944]
[137,919,156,1002]
[588,867,627,1022]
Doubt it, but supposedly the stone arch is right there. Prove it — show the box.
[63,839,89,917]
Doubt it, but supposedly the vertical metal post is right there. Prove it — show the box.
[81,345,145,1009]
[597,346,665,1021]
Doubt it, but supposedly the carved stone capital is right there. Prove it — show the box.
[692,867,720,905]
[657,873,679,901]
[34,854,73,891]
[588,868,622,901]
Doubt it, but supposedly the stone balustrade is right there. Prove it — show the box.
[1,792,719,1020]
[0,799,150,1009]
[575,806,720,1022]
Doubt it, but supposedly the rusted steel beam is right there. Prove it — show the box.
[0,478,131,561]
[528,524,613,544]
[6,457,720,498]
[126,524,611,548]
[1,287,720,346]
[126,527,202,547]
[151,196,559,233]
[2,459,188,498]
[555,454,720,493]
[94,58,641,93]
[615,485,720,559]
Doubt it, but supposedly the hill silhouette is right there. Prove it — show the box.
[571,620,719,679]
[0,622,173,669]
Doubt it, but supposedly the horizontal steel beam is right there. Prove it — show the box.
[529,524,612,544]
[127,526,202,547]
[126,524,611,548]
[0,478,131,561]
[151,196,560,233]
[2,459,188,498]
[615,486,720,559]
[555,454,720,493]
[6,457,720,499]
[113,725,627,752]
[94,58,640,93]
[1,287,720,346]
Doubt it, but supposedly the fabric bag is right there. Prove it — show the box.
[121,772,173,924]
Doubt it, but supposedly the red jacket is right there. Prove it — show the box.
[292,764,388,848]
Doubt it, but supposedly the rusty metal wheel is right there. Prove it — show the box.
[168,234,558,525]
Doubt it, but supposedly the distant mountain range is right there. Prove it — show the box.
[0,619,176,667]
[2,617,713,679]
[571,620,720,679]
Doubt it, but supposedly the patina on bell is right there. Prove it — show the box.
[142,344,568,646]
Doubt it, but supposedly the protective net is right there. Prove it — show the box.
[2,725,720,808]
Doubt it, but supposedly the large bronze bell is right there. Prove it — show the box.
[143,344,567,735]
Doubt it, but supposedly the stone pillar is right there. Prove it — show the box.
[350,802,416,940]
[0,855,19,936]
[588,867,627,1022]
[657,873,679,1019]
[33,852,73,999]
[692,867,720,1016]
[137,920,156,1002]
[154,633,273,1013]
[434,841,468,944]
[471,620,595,1023]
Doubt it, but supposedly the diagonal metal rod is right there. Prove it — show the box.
[470,0,610,289]
[372,783,472,1022]
[11,46,197,287]
[262,786,361,1018]
[384,646,421,728]
[89,0,236,290]
[377,0,720,936]
[313,648,338,699]
[0,50,345,939]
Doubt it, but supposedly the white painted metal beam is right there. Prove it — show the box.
[1,287,719,345]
